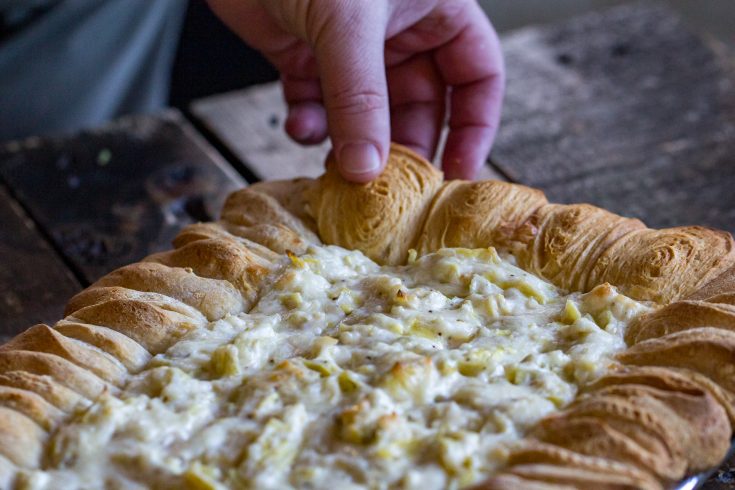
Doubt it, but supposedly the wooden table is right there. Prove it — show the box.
[1,3,733,487]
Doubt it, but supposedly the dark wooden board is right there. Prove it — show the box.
[493,2,735,234]
[189,81,506,182]
[0,110,245,284]
[0,184,80,339]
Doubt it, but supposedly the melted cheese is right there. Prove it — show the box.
[19,247,653,490]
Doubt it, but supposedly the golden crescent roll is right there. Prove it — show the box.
[687,263,735,301]
[218,222,311,255]
[617,327,735,394]
[530,414,684,481]
[538,394,689,479]
[0,350,111,401]
[475,473,577,489]
[0,371,90,413]
[504,463,662,490]
[626,299,735,344]
[0,325,128,386]
[72,262,244,322]
[587,226,735,303]
[506,440,664,490]
[416,179,548,254]
[221,183,320,244]
[514,204,645,292]
[0,407,46,468]
[52,321,151,372]
[247,177,319,234]
[586,384,731,471]
[172,222,281,262]
[65,289,206,353]
[705,292,735,305]
[587,365,735,425]
[145,237,276,307]
[0,386,65,431]
[306,143,443,265]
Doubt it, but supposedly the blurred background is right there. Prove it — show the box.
[481,0,734,44]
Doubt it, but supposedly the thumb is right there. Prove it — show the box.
[311,5,390,182]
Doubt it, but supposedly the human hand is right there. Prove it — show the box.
[207,0,504,182]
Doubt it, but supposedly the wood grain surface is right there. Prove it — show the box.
[0,110,245,285]
[0,184,79,339]
[494,3,735,233]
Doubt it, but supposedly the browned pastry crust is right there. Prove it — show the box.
[221,181,321,243]
[587,365,735,425]
[0,407,46,468]
[0,371,89,413]
[626,299,735,344]
[475,473,577,489]
[687,263,735,301]
[0,350,112,401]
[529,403,687,480]
[77,262,245,321]
[53,321,151,372]
[64,289,206,353]
[587,384,731,471]
[0,325,128,386]
[586,226,735,303]
[306,145,443,265]
[416,179,548,254]
[513,204,645,292]
[307,144,735,303]
[0,143,734,487]
[145,237,277,307]
[504,441,663,489]
[617,327,735,393]
[504,464,661,490]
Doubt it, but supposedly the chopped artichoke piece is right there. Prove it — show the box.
[595,309,614,330]
[337,401,374,444]
[338,370,361,394]
[409,319,439,340]
[380,358,435,402]
[560,300,582,324]
[209,344,241,377]
[184,461,226,490]
[303,359,336,377]
[286,250,305,268]
[239,405,306,482]
[279,292,303,309]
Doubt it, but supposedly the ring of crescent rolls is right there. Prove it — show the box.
[0,143,733,489]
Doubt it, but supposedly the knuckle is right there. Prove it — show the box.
[328,89,388,116]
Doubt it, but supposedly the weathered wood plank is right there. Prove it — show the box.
[191,83,327,181]
[0,110,245,284]
[495,3,735,184]
[190,82,506,181]
[0,184,80,339]
[543,139,735,232]
[493,3,735,233]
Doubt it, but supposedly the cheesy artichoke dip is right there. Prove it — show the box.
[20,246,652,490]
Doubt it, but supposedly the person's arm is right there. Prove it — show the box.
[207,0,504,182]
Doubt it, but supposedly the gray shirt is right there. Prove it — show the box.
[0,0,187,142]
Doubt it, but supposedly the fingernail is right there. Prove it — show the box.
[338,143,381,175]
